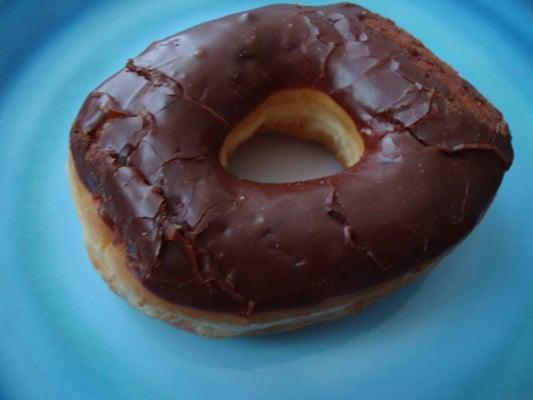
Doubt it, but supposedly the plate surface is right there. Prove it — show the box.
[0,1,532,399]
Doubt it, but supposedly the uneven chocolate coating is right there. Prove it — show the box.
[70,3,513,316]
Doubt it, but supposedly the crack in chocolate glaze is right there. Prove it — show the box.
[182,198,256,315]
[70,3,513,316]
[459,177,470,222]
[437,143,512,168]
[402,223,430,255]
[78,93,133,136]
[199,246,256,316]
[126,60,230,126]
[126,59,185,96]
[325,182,389,275]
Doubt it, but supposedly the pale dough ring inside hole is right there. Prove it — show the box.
[219,89,364,170]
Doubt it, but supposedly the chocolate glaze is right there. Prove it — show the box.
[70,3,513,316]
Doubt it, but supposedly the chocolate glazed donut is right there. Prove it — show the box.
[68,3,513,337]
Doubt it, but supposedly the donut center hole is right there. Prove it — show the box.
[228,132,342,183]
[219,89,364,183]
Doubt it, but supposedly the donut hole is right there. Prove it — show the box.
[227,132,343,183]
[219,89,364,182]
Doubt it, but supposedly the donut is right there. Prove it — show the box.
[68,3,513,337]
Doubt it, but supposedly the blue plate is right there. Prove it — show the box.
[1,1,532,398]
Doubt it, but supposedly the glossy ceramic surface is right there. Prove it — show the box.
[0,1,532,398]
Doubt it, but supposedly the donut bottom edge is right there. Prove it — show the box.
[67,153,442,338]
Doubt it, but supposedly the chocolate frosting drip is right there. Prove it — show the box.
[70,3,513,315]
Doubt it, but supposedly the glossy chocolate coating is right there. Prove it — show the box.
[70,3,513,315]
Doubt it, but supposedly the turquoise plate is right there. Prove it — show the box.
[0,1,532,399]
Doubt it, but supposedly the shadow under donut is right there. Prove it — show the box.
[126,270,431,370]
